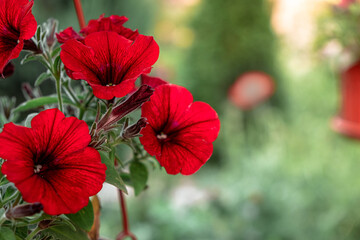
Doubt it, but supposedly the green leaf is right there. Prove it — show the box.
[41,224,89,240]
[35,72,51,87]
[54,55,62,74]
[99,151,127,193]
[36,26,42,41]
[0,227,16,240]
[66,201,94,231]
[130,161,148,196]
[51,47,61,58]
[13,96,73,113]
[21,54,41,65]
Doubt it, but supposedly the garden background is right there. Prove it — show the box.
[2,0,360,239]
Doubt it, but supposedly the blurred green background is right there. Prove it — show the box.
[3,0,360,239]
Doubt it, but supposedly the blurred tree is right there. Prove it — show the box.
[181,0,285,112]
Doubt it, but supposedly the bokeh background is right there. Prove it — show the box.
[3,0,360,239]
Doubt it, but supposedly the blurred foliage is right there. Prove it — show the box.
[180,0,286,112]
[100,56,360,240]
[315,2,360,63]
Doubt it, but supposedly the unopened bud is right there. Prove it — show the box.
[38,219,54,229]
[97,85,153,130]
[122,118,147,139]
[23,39,42,54]
[22,83,36,100]
[5,202,43,219]
[45,18,58,49]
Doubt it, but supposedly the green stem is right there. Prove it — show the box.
[79,94,95,120]
[63,82,80,105]
[79,107,85,120]
[0,212,7,226]
[54,74,63,112]
[25,226,42,240]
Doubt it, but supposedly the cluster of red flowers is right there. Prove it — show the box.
[0,0,220,215]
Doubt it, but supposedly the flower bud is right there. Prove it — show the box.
[5,203,43,219]
[23,39,42,54]
[97,85,153,130]
[122,118,147,139]
[45,18,58,49]
[22,83,36,100]
[38,219,54,229]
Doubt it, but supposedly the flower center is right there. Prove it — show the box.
[106,83,115,86]
[34,164,43,174]
[157,132,167,140]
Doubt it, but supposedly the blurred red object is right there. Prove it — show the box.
[337,0,356,9]
[228,71,275,110]
[332,61,360,139]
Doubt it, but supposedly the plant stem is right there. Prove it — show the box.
[0,212,7,226]
[73,0,86,29]
[25,226,42,240]
[54,74,63,112]
[116,190,137,240]
[63,82,80,105]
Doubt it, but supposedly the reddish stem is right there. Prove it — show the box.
[72,0,86,29]
[116,190,137,240]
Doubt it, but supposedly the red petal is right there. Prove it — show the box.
[0,0,36,72]
[15,147,106,215]
[90,80,135,100]
[31,108,91,160]
[81,15,128,36]
[60,39,101,84]
[19,0,37,40]
[141,74,168,88]
[159,138,213,175]
[0,123,36,191]
[141,84,193,131]
[0,123,35,163]
[80,15,139,40]
[56,27,84,44]
[170,101,220,143]
[120,34,159,81]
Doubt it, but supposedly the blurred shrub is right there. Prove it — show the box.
[180,0,285,112]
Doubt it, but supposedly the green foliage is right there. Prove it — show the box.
[42,224,89,240]
[99,151,127,193]
[12,96,73,113]
[130,161,149,196]
[0,227,16,240]
[315,3,360,57]
[181,0,284,111]
[66,201,94,232]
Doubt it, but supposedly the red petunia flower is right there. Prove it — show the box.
[0,109,106,215]
[0,0,37,74]
[56,14,139,44]
[140,84,220,175]
[60,31,159,100]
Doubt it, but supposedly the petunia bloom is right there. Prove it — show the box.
[140,84,220,175]
[0,0,37,73]
[60,31,159,100]
[56,14,139,44]
[0,109,106,215]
